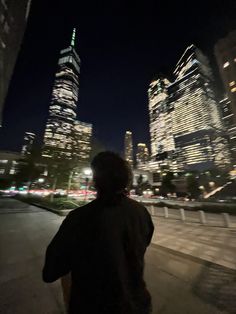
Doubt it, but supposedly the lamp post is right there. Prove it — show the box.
[83,168,92,201]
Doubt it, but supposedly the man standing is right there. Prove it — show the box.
[43,152,154,314]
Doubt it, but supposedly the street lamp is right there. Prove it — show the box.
[83,168,92,201]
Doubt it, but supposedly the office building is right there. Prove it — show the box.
[0,150,22,177]
[136,143,149,166]
[124,131,133,167]
[220,97,236,164]
[169,45,231,171]
[42,29,81,160]
[0,0,31,126]
[73,120,92,163]
[21,131,35,156]
[148,45,231,172]
[148,78,176,171]
[214,31,236,125]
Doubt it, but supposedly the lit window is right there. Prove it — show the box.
[229,81,235,87]
[223,61,230,68]
[231,87,236,93]
[9,168,16,175]
[0,169,5,174]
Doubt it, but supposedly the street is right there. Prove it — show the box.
[0,198,236,313]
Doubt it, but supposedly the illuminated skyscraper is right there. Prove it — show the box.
[0,0,31,126]
[215,32,236,164]
[124,131,133,167]
[136,143,149,167]
[148,78,176,170]
[214,31,236,125]
[21,131,35,156]
[148,45,231,172]
[73,120,92,163]
[42,28,80,160]
[169,45,231,171]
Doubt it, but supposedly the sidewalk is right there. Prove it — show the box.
[151,216,236,270]
[0,198,236,313]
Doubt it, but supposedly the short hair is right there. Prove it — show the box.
[91,151,132,194]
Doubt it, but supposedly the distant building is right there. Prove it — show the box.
[0,0,31,126]
[136,143,149,167]
[21,131,35,156]
[214,31,236,125]
[73,121,92,163]
[0,151,22,178]
[42,29,81,160]
[124,131,133,167]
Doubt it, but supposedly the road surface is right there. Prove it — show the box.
[0,197,236,314]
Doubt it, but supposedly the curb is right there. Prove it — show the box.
[16,197,71,216]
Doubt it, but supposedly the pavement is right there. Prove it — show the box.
[0,197,236,313]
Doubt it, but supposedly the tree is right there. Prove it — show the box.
[186,175,200,199]
[161,172,176,195]
[14,147,43,190]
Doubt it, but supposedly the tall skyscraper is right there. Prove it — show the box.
[214,31,236,125]
[0,0,31,126]
[73,121,92,163]
[169,45,231,171]
[21,131,35,156]
[148,78,176,170]
[136,143,149,166]
[148,45,231,172]
[215,32,236,165]
[42,29,81,160]
[124,131,133,167]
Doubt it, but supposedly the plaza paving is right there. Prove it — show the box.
[0,198,236,313]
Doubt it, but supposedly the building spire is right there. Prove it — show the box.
[71,28,76,47]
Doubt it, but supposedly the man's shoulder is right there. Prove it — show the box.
[124,196,148,211]
[65,200,98,221]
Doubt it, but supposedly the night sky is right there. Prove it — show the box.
[1,0,236,154]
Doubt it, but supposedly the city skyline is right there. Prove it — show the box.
[0,1,236,154]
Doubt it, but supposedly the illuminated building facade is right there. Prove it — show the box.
[0,0,31,126]
[43,29,80,160]
[21,131,35,156]
[148,45,231,172]
[148,78,176,170]
[169,45,231,171]
[136,143,149,167]
[0,151,22,177]
[124,131,133,167]
[220,97,236,164]
[73,121,92,163]
[214,31,236,125]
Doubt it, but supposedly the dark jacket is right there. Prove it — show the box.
[43,195,154,314]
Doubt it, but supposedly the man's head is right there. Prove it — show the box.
[91,151,132,195]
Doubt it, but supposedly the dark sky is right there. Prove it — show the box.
[1,0,236,154]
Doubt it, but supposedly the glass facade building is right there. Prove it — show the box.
[73,120,92,163]
[148,78,176,170]
[214,31,236,125]
[42,29,81,160]
[136,143,149,167]
[124,131,133,167]
[21,131,35,156]
[148,45,231,172]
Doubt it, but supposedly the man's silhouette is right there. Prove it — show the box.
[43,152,154,313]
